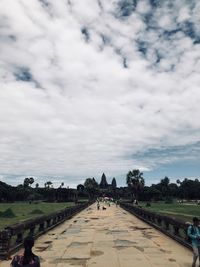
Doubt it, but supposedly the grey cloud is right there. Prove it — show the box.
[0,0,200,186]
[81,27,90,42]
[117,0,137,18]
[14,67,33,82]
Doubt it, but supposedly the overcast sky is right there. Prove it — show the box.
[0,0,200,188]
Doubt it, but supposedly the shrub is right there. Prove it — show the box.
[0,208,16,218]
[165,197,173,204]
[29,209,44,215]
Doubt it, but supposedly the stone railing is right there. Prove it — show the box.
[120,202,192,250]
[0,202,92,259]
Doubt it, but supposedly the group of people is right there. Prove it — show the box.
[8,215,200,267]
[96,197,116,210]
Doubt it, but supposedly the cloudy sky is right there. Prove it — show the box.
[0,0,200,188]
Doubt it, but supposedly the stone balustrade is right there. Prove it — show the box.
[0,202,91,259]
[120,202,191,250]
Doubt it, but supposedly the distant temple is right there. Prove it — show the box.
[99,173,117,189]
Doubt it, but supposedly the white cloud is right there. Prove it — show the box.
[0,0,200,186]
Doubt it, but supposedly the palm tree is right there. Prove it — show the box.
[126,169,145,202]
[46,181,52,188]
[29,177,34,187]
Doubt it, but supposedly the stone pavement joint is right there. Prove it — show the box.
[0,204,192,267]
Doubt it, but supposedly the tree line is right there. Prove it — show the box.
[81,171,200,201]
[0,178,76,202]
[0,171,200,202]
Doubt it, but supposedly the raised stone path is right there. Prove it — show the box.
[0,203,192,267]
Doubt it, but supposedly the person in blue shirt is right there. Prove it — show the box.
[188,217,200,267]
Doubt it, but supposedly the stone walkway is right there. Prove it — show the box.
[0,203,192,267]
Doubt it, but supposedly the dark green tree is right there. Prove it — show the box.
[23,177,34,187]
[126,169,145,201]
[84,178,99,200]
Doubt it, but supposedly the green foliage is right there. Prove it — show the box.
[140,201,200,222]
[29,209,44,215]
[0,208,16,218]
[126,169,145,200]
[0,202,74,229]
[84,178,99,199]
[23,177,35,187]
[165,197,173,204]
[146,202,151,207]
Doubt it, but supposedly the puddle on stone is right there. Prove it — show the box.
[143,233,158,239]
[115,246,127,250]
[51,257,90,266]
[133,246,144,252]
[48,233,55,236]
[44,241,52,244]
[67,226,81,234]
[69,241,92,247]
[35,246,49,252]
[160,248,171,253]
[90,217,99,220]
[114,239,137,247]
[168,258,176,262]
[130,226,151,231]
[107,230,128,235]
[90,250,104,257]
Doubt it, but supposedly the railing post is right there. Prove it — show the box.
[157,217,162,226]
[29,226,35,236]
[46,219,51,228]
[0,230,11,260]
[16,232,23,244]
[173,225,180,236]
[39,223,45,232]
[164,221,169,230]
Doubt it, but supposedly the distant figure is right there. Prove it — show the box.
[97,203,100,210]
[11,236,40,267]
[187,217,200,267]
[102,206,106,210]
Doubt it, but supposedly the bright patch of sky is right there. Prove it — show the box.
[0,0,200,187]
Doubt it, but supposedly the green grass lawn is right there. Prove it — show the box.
[140,201,200,222]
[0,202,74,230]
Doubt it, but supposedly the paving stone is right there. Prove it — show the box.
[0,204,193,267]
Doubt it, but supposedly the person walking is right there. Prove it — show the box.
[188,217,200,267]
[11,236,40,267]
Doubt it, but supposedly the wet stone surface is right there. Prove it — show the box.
[69,242,92,247]
[0,204,193,267]
[114,239,137,247]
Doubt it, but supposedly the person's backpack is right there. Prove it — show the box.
[186,225,200,243]
[187,225,195,243]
